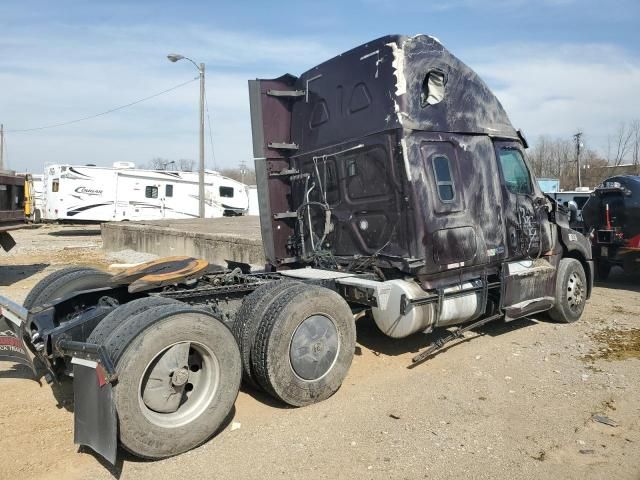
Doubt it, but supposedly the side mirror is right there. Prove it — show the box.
[567,200,579,223]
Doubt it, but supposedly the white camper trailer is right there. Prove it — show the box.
[42,163,248,222]
[247,185,260,216]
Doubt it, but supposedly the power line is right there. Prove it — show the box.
[203,88,217,170]
[7,76,199,133]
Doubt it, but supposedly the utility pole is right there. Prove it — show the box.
[0,124,4,170]
[573,131,583,188]
[167,53,206,218]
[198,62,205,218]
[239,160,247,185]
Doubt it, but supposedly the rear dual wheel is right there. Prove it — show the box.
[22,267,112,339]
[237,282,356,407]
[23,266,112,310]
[100,304,241,459]
[231,280,296,388]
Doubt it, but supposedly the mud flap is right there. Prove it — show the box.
[0,231,16,252]
[72,359,117,464]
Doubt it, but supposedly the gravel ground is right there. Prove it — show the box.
[0,224,638,480]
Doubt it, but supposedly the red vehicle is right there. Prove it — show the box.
[582,175,640,278]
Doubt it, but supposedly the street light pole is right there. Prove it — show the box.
[167,53,206,218]
[198,63,205,219]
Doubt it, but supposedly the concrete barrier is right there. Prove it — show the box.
[101,217,265,266]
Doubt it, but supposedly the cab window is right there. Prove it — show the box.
[498,148,533,195]
[432,155,455,202]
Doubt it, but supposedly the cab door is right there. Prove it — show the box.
[494,140,556,318]
[494,141,553,259]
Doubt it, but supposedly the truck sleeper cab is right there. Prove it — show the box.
[0,34,592,464]
[249,34,593,325]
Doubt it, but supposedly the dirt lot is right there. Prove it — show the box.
[0,224,639,480]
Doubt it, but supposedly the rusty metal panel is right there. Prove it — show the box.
[248,75,298,160]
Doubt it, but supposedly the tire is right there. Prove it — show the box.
[105,305,241,459]
[231,280,296,389]
[252,284,356,407]
[596,259,611,281]
[548,258,587,323]
[23,266,109,309]
[87,296,182,345]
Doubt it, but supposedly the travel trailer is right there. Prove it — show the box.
[247,185,260,215]
[42,163,249,222]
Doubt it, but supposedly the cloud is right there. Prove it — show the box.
[1,5,638,175]
[459,42,640,153]
[0,21,340,172]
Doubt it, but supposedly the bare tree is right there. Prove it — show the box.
[145,157,175,170]
[528,134,605,189]
[145,158,197,171]
[178,159,195,172]
[607,121,634,166]
[220,167,256,185]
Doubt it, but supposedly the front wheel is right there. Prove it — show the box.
[548,258,587,323]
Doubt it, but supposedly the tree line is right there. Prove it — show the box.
[527,119,640,189]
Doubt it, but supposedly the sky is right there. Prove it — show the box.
[1,0,639,173]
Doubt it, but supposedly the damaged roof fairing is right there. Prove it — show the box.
[389,35,518,138]
[291,34,518,156]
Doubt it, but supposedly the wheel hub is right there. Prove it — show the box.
[289,314,339,381]
[567,271,584,311]
[139,341,219,425]
[171,367,190,387]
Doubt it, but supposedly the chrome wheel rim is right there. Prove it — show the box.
[138,341,219,428]
[566,271,585,312]
[289,314,339,381]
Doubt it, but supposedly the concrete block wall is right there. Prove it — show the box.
[101,218,265,267]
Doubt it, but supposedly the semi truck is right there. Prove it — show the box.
[0,34,593,464]
[582,175,640,278]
